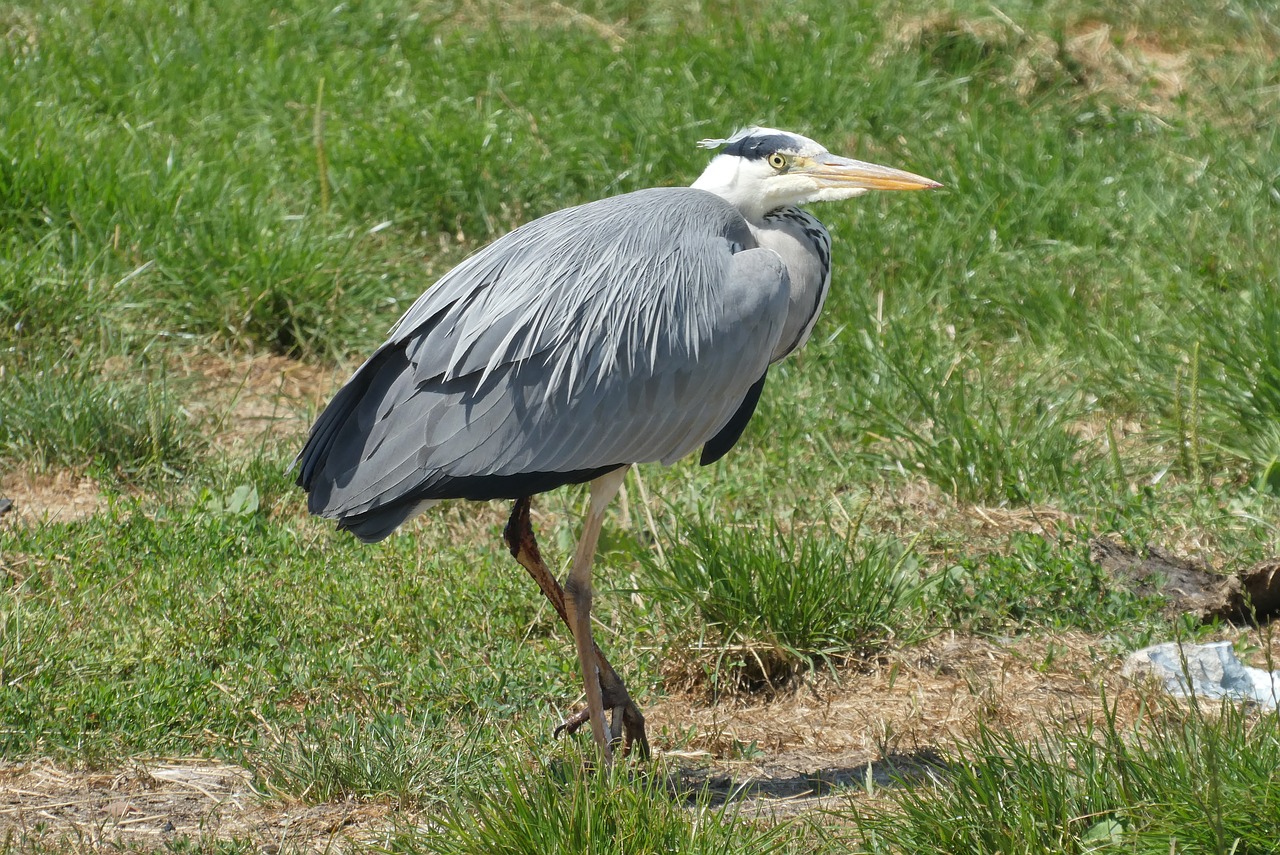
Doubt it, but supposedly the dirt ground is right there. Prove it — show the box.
[3,352,1275,850]
[0,630,1222,852]
[0,758,394,852]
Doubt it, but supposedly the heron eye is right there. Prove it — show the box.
[767,152,787,170]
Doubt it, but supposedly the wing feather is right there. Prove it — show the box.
[297,188,791,538]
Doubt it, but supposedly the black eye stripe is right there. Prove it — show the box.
[721,133,798,161]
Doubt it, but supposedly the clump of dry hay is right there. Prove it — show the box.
[884,12,1188,113]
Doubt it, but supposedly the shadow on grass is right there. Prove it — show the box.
[669,747,948,809]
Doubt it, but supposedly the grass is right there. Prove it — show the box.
[1,0,1278,850]
[258,711,489,806]
[0,345,201,475]
[409,747,804,855]
[935,531,1158,635]
[848,700,1280,854]
[852,335,1092,504]
[639,515,927,691]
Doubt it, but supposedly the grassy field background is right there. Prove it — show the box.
[2,0,1279,851]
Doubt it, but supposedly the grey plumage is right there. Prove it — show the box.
[295,127,940,762]
[299,188,791,540]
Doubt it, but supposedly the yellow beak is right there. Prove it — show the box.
[806,153,943,191]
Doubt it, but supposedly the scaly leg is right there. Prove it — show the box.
[503,492,648,758]
[502,472,646,758]
[501,471,637,762]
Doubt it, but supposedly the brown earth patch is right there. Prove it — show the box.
[0,759,397,853]
[0,470,107,526]
[884,13,1190,112]
[653,633,1123,766]
[180,351,342,455]
[845,474,1260,578]
[0,352,340,531]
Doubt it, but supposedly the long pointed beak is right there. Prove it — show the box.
[806,153,943,191]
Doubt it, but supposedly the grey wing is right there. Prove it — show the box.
[297,188,790,541]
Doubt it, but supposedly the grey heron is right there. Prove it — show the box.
[296,127,940,765]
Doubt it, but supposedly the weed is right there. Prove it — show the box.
[640,514,927,692]
[847,700,1280,854]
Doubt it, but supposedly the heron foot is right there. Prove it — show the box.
[555,671,649,759]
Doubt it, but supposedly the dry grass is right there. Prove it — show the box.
[0,351,336,532]
[0,471,108,527]
[649,627,1280,816]
[652,633,1127,763]
[421,0,631,48]
[848,478,1076,557]
[0,758,396,852]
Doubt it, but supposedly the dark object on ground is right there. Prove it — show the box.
[1090,538,1280,623]
[0,498,12,518]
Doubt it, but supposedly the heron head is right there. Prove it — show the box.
[691,127,941,222]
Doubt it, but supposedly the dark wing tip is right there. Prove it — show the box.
[699,369,768,466]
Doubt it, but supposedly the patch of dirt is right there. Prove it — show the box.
[884,13,1190,113]
[0,7,38,57]
[0,759,395,853]
[423,0,628,52]
[0,470,107,526]
[181,351,341,455]
[1062,21,1189,105]
[649,628,1280,817]
[1091,538,1280,622]
[653,634,1121,784]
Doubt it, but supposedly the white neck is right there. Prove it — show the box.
[690,155,773,223]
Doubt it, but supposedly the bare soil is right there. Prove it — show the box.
[884,12,1191,112]
[5,629,1250,851]
[0,470,108,527]
[182,350,341,455]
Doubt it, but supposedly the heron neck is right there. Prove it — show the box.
[750,208,833,363]
[690,156,772,223]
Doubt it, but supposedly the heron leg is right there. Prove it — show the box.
[504,491,649,759]
[504,493,648,756]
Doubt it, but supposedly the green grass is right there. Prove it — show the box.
[935,531,1159,635]
[639,515,927,691]
[1,0,1279,850]
[258,710,489,806]
[0,345,201,475]
[409,748,805,855]
[852,335,1092,504]
[848,701,1280,854]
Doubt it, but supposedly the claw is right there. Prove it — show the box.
[554,694,649,759]
[554,707,591,739]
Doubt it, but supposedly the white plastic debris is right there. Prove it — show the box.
[1122,641,1280,709]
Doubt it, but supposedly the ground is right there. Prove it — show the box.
[3,1,1278,850]
[0,632,1165,850]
